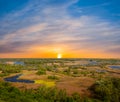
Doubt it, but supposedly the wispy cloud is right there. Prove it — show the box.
[0,0,120,58]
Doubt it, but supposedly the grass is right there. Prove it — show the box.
[47,75,59,80]
[34,80,55,87]
[0,58,120,101]
[36,70,46,75]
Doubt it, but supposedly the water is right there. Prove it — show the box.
[109,65,120,69]
[4,74,34,83]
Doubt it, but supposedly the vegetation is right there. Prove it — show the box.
[0,81,100,102]
[36,69,46,75]
[48,75,59,80]
[34,80,55,87]
[0,64,22,77]
[90,78,120,102]
[0,58,120,102]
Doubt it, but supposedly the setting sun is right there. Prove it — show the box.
[57,53,62,58]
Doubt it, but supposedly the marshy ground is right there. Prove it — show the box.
[0,58,120,101]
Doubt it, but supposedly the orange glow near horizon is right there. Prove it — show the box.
[0,44,119,58]
[0,48,120,58]
[0,54,119,58]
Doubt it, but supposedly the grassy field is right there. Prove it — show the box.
[0,58,120,102]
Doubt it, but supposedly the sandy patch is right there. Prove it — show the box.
[11,82,41,90]
[56,76,95,96]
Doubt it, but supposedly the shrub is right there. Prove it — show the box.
[73,69,79,74]
[36,70,46,75]
[63,68,71,75]
[46,66,53,71]
[90,78,120,102]
[0,64,21,74]
[0,81,105,102]
[48,75,59,80]
[80,71,89,76]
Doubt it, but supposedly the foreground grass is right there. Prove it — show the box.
[0,59,120,102]
[1,77,120,102]
[0,81,100,102]
[90,77,120,102]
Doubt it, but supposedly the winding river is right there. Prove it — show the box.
[4,74,34,83]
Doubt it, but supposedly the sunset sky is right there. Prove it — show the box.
[0,0,120,58]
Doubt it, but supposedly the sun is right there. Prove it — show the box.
[57,53,62,58]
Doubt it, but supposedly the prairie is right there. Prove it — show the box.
[0,58,120,102]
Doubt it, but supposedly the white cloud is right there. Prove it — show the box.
[0,0,120,56]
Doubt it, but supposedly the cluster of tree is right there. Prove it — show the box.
[36,69,46,75]
[0,64,22,77]
[90,77,120,102]
[0,77,120,102]
[0,81,100,102]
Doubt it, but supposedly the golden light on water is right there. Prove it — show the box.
[57,53,62,58]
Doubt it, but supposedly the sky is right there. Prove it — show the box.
[0,0,120,58]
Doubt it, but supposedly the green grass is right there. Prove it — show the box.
[47,75,59,80]
[36,70,46,75]
[90,78,120,102]
[0,81,100,102]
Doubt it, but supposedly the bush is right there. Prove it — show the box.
[63,68,71,75]
[0,81,104,102]
[73,69,79,74]
[80,71,89,76]
[90,78,120,102]
[46,66,53,71]
[48,75,59,80]
[0,64,21,74]
[36,70,46,75]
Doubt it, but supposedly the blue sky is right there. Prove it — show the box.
[0,0,120,58]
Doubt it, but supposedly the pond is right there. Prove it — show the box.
[4,74,34,83]
[109,65,120,69]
